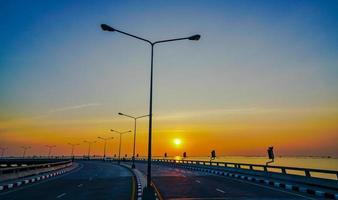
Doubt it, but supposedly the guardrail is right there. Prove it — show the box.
[0,160,72,175]
[0,159,71,168]
[149,159,338,180]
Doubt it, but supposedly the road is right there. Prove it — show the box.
[0,161,133,200]
[134,162,321,200]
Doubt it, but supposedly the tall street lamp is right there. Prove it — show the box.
[101,24,200,187]
[84,140,96,158]
[118,112,148,168]
[110,129,131,164]
[97,136,114,159]
[21,146,31,158]
[68,143,80,158]
[45,145,56,157]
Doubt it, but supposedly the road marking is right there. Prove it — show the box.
[216,188,225,193]
[77,184,83,187]
[212,173,317,200]
[195,180,201,184]
[56,193,66,198]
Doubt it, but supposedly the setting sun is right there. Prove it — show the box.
[174,138,182,146]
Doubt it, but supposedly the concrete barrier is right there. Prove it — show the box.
[0,160,72,182]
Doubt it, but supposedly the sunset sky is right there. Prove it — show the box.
[1,0,337,157]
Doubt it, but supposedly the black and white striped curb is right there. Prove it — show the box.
[120,163,144,200]
[0,169,69,192]
[135,174,142,200]
[154,192,160,200]
[168,164,338,200]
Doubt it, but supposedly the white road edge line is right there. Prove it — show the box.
[56,193,66,198]
[212,173,318,200]
[216,188,225,193]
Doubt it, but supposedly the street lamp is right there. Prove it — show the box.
[84,140,96,158]
[101,24,200,187]
[68,143,80,158]
[118,112,148,168]
[110,129,131,164]
[21,146,31,158]
[0,147,8,158]
[45,145,56,157]
[97,136,114,159]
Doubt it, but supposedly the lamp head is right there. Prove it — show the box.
[101,24,115,32]
[118,112,123,115]
[188,34,201,41]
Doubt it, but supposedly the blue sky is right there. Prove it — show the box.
[1,0,338,156]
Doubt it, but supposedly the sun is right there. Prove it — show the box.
[174,138,182,146]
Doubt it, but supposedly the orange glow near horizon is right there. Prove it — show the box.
[1,106,337,158]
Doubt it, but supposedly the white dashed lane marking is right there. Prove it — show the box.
[56,193,67,198]
[216,188,225,193]
[77,184,83,187]
[195,180,201,184]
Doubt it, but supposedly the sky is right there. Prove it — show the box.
[0,0,338,158]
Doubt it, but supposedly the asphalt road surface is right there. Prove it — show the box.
[0,161,133,200]
[134,162,321,200]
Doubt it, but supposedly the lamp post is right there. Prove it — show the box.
[110,129,131,164]
[21,146,31,158]
[68,143,80,158]
[84,140,96,158]
[118,112,148,168]
[45,145,56,157]
[101,24,200,187]
[97,136,114,159]
[0,147,8,158]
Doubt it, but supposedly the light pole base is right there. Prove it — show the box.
[131,163,135,168]
[142,186,156,200]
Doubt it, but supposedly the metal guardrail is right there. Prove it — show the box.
[0,159,71,168]
[130,158,338,181]
[0,160,72,175]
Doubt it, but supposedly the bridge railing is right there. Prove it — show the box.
[0,160,72,175]
[130,158,338,181]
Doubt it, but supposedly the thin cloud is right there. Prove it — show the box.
[30,103,102,120]
[155,106,338,121]
[0,103,102,125]
[48,103,101,113]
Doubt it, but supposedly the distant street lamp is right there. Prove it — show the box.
[101,24,200,187]
[21,146,31,158]
[0,147,8,158]
[110,129,131,164]
[84,140,96,158]
[45,145,56,157]
[68,143,80,158]
[97,136,114,159]
[118,112,148,168]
